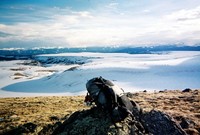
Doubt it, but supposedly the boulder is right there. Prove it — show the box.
[141,110,187,135]
[182,88,192,92]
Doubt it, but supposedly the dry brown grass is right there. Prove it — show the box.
[0,90,199,134]
[0,96,89,133]
[130,89,200,134]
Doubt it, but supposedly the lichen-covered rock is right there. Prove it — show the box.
[53,108,117,135]
[39,122,61,135]
[52,107,146,135]
[51,107,186,135]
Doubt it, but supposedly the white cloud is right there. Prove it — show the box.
[0,4,200,47]
[142,9,151,13]
[106,2,119,9]
[166,6,200,21]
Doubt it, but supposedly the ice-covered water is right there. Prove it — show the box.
[0,51,200,97]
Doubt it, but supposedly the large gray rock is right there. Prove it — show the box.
[141,110,187,135]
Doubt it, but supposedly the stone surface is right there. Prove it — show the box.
[141,110,187,135]
[50,107,186,135]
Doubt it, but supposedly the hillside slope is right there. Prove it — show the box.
[0,90,199,134]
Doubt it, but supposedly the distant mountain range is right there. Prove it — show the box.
[0,45,200,61]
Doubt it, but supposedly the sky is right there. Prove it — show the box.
[0,0,200,48]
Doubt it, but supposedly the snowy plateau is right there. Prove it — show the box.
[0,51,200,98]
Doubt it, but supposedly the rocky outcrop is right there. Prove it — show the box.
[47,107,186,135]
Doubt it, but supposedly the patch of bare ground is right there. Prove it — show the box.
[10,68,26,71]
[11,72,27,79]
[0,90,199,134]
[35,70,57,72]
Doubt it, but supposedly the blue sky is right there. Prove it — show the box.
[0,0,200,48]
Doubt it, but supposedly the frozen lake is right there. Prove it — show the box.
[0,51,200,97]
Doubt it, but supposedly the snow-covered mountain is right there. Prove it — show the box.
[33,55,94,65]
[0,45,200,61]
